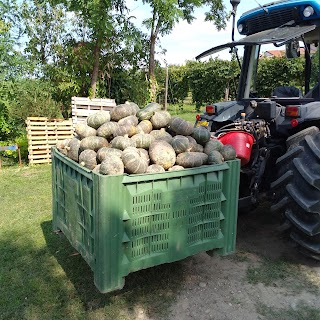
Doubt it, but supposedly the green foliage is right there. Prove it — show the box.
[0,133,28,163]
[167,64,189,104]
[256,56,305,96]
[9,79,63,122]
[186,58,239,110]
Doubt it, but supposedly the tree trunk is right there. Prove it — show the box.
[149,33,157,102]
[148,12,160,102]
[90,38,101,98]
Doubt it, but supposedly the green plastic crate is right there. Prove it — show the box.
[52,147,240,293]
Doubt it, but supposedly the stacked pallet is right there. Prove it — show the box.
[72,97,116,126]
[26,117,74,165]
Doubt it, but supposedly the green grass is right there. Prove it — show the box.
[246,256,320,294]
[0,165,185,319]
[167,103,199,122]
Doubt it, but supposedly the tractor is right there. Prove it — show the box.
[195,0,320,260]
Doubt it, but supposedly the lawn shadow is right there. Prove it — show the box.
[41,220,186,319]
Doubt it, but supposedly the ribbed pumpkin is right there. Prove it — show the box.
[122,147,148,174]
[150,111,171,129]
[96,121,119,139]
[131,133,154,149]
[87,111,111,129]
[118,115,139,127]
[192,126,211,145]
[186,136,198,151]
[110,103,137,121]
[207,150,224,164]
[99,156,125,175]
[176,152,204,168]
[136,120,153,134]
[194,144,204,153]
[150,128,173,143]
[204,139,223,155]
[125,101,140,114]
[80,136,109,151]
[149,140,176,170]
[169,117,193,136]
[138,148,150,164]
[146,164,165,173]
[66,138,81,161]
[75,123,97,138]
[220,144,237,161]
[136,102,162,121]
[110,136,135,150]
[79,149,97,170]
[56,139,70,155]
[96,147,122,162]
[170,135,190,154]
[113,123,136,137]
[168,165,185,171]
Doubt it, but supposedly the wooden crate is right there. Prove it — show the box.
[72,97,116,126]
[26,117,74,165]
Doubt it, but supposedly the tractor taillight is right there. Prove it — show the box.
[285,106,300,117]
[206,105,215,114]
[291,119,299,127]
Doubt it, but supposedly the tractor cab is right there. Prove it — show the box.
[196,0,320,135]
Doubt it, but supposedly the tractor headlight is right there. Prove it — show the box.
[303,6,314,18]
[237,23,244,34]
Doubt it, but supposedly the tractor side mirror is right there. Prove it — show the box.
[286,39,300,58]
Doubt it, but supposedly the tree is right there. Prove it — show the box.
[49,0,127,98]
[141,0,228,102]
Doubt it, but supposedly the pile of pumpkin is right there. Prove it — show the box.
[56,102,237,175]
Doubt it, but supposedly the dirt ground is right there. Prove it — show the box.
[139,202,320,320]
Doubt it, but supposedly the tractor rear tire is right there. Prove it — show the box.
[271,130,320,260]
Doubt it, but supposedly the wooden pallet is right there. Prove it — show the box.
[71,97,116,126]
[26,117,74,165]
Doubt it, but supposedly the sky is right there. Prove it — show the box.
[127,0,277,65]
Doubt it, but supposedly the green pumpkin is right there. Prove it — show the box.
[110,136,135,150]
[136,120,153,134]
[122,147,148,174]
[131,133,154,149]
[192,126,211,145]
[87,111,111,129]
[169,117,193,136]
[96,121,119,139]
[150,128,173,143]
[204,139,223,155]
[75,123,97,138]
[113,123,137,137]
[149,140,176,170]
[146,164,165,173]
[79,149,97,170]
[96,147,122,162]
[118,115,139,127]
[136,102,162,121]
[176,152,205,168]
[99,156,124,175]
[111,103,137,121]
[220,144,237,161]
[170,135,190,154]
[66,138,81,162]
[186,136,198,152]
[207,150,224,165]
[150,111,171,129]
[80,136,109,151]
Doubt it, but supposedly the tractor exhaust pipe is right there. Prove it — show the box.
[230,0,241,41]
